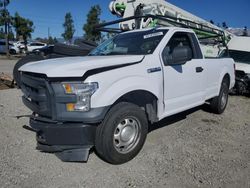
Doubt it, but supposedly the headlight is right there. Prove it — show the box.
[62,82,98,112]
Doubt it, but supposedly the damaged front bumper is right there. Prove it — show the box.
[25,116,97,162]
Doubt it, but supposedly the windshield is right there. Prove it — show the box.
[220,50,250,64]
[89,29,168,56]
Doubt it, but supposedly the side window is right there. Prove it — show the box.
[37,43,45,46]
[162,32,194,65]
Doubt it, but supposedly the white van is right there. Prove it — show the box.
[220,36,250,94]
[0,40,22,54]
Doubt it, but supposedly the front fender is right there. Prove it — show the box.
[91,76,162,108]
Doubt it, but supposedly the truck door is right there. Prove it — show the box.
[161,32,205,116]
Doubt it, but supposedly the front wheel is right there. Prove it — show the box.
[210,77,229,114]
[95,102,148,164]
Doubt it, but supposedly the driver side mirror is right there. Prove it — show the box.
[164,46,192,65]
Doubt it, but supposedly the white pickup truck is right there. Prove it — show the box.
[19,27,235,164]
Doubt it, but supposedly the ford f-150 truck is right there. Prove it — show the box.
[18,27,235,164]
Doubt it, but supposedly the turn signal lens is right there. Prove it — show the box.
[66,103,75,111]
[63,83,73,94]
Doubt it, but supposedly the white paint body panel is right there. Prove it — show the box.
[235,62,250,74]
[19,55,144,77]
[227,36,250,74]
[26,42,47,52]
[227,36,250,52]
[19,28,235,121]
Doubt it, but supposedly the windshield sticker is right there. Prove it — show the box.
[143,32,164,39]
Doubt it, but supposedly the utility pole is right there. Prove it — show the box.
[48,27,50,39]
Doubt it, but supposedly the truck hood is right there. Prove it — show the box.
[235,62,250,74]
[19,55,144,77]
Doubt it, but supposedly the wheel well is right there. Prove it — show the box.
[223,73,230,87]
[9,49,16,53]
[114,90,158,123]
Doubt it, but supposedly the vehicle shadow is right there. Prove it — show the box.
[229,93,250,98]
[148,104,210,133]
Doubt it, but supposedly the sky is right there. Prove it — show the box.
[8,0,250,39]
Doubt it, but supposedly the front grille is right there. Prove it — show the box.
[20,72,52,117]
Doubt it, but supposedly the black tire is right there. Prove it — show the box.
[210,77,230,114]
[13,54,44,87]
[53,43,90,56]
[9,49,16,55]
[95,102,148,164]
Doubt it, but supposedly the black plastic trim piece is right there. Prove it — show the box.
[56,106,111,123]
[37,143,92,162]
[30,118,96,146]
[189,33,203,59]
[20,72,111,123]
[147,67,162,73]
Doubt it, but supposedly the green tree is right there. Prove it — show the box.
[0,28,4,38]
[83,5,101,42]
[222,22,228,29]
[0,10,5,26]
[48,36,58,44]
[48,36,54,44]
[0,0,11,56]
[7,26,14,40]
[0,0,10,7]
[12,12,34,45]
[62,12,75,43]
[53,37,58,44]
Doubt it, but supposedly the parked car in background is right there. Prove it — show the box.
[0,40,21,54]
[31,45,54,56]
[27,42,47,52]
[9,41,26,54]
[14,41,25,52]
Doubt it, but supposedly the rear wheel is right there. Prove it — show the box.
[210,77,229,114]
[95,102,148,164]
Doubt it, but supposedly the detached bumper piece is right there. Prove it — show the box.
[37,143,91,162]
[29,117,96,162]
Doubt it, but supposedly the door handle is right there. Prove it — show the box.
[196,67,204,73]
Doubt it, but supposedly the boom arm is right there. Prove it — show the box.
[108,0,233,42]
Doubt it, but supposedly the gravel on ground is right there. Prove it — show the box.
[0,57,18,76]
[0,89,249,188]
